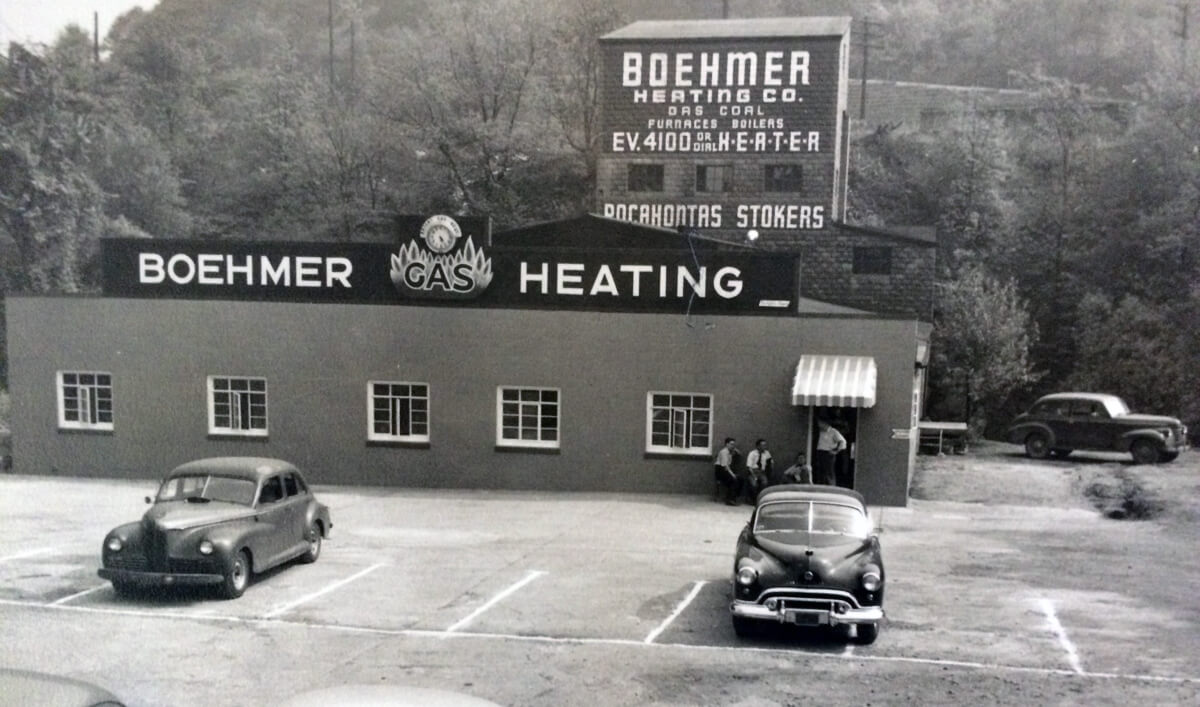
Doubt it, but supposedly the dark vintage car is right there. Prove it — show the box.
[730,485,884,644]
[1006,392,1189,464]
[99,457,332,599]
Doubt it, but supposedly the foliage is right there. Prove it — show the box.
[927,266,1040,435]
[2,0,1198,427]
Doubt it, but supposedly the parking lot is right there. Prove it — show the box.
[2,461,1199,706]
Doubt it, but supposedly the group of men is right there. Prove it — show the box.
[712,420,848,505]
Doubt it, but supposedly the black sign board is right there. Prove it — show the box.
[101,235,797,316]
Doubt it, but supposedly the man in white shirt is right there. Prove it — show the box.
[744,438,773,499]
[815,419,847,485]
[713,437,740,505]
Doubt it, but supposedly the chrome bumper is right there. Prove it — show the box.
[730,600,884,626]
[98,568,224,587]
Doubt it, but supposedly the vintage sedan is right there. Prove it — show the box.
[1007,392,1189,464]
[99,457,332,599]
[730,485,884,644]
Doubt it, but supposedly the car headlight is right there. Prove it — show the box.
[861,565,882,591]
[106,536,123,553]
[198,539,214,555]
[736,566,758,586]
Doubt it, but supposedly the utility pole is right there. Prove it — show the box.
[1173,2,1190,64]
[857,17,884,121]
[328,0,336,93]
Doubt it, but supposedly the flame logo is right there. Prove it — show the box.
[390,236,493,299]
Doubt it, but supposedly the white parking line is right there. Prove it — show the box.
[444,570,546,634]
[50,584,109,605]
[0,598,1195,685]
[262,563,385,619]
[0,547,57,563]
[1039,598,1084,674]
[644,580,705,644]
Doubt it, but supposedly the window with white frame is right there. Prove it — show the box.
[58,371,113,430]
[497,386,559,449]
[208,376,268,436]
[369,381,430,442]
[646,392,712,455]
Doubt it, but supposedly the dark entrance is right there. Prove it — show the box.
[810,406,858,489]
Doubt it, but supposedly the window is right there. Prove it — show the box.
[369,381,430,442]
[208,376,268,436]
[695,164,732,193]
[58,371,113,431]
[258,476,283,504]
[764,164,803,192]
[283,473,299,497]
[853,247,893,275]
[646,392,712,455]
[497,387,560,449]
[628,164,664,192]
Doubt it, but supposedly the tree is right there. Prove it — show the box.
[927,266,1040,435]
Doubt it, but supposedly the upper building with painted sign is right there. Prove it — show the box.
[597,17,851,248]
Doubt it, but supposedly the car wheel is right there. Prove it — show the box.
[854,622,880,645]
[221,550,251,599]
[731,616,755,638]
[300,521,322,564]
[1024,432,1051,459]
[1050,448,1072,458]
[1130,439,1160,465]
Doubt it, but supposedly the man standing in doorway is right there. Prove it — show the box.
[814,419,847,485]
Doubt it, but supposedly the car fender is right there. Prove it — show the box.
[303,502,332,537]
[1008,421,1057,447]
[202,519,273,572]
[1118,428,1168,450]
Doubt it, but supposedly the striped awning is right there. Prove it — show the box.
[791,355,877,408]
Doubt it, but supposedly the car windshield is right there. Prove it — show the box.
[1102,397,1130,417]
[156,474,257,506]
[754,501,871,541]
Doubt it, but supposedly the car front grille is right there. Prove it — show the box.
[758,587,864,609]
[142,521,170,572]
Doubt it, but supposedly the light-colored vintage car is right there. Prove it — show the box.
[730,485,884,644]
[99,457,332,599]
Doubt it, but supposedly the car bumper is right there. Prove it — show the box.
[730,599,883,626]
[98,568,225,587]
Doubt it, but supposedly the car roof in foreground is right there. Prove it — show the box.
[0,668,124,706]
[756,484,867,508]
[167,457,299,482]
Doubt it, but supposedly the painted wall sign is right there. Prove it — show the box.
[598,22,851,232]
[101,238,796,315]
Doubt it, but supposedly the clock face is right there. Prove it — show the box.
[428,226,454,251]
[420,215,462,254]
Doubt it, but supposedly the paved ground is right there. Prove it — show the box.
[1,452,1198,706]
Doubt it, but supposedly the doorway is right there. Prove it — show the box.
[809,406,859,490]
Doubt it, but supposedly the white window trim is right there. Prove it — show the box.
[367,380,431,443]
[56,370,114,431]
[496,386,561,450]
[207,375,268,437]
[645,390,713,457]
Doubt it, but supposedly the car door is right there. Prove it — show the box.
[281,472,309,555]
[1072,400,1114,449]
[254,474,291,568]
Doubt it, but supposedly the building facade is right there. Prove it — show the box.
[7,215,929,506]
